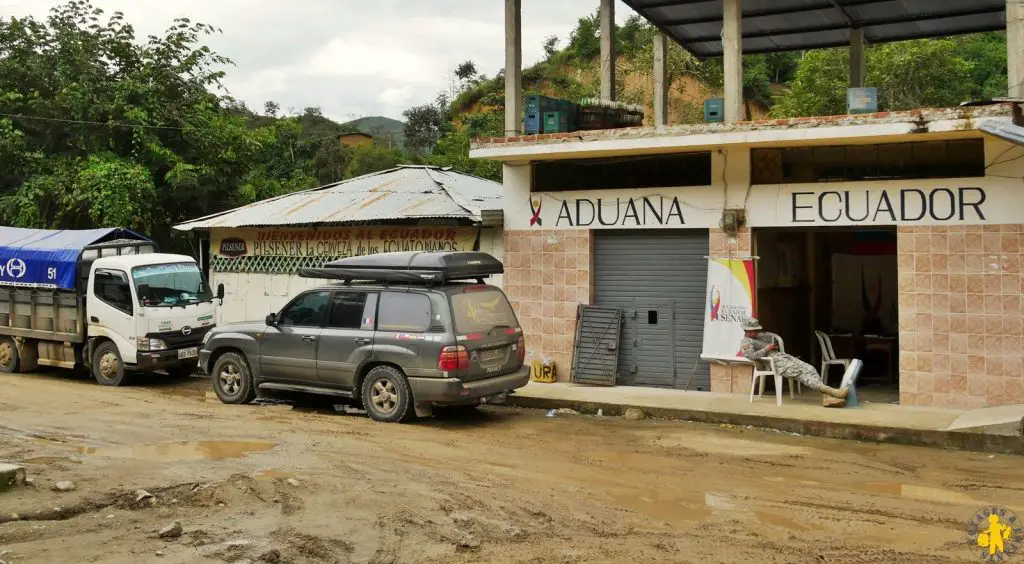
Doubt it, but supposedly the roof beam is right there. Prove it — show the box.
[631,0,709,9]
[676,6,1007,44]
[652,0,893,26]
[663,3,835,26]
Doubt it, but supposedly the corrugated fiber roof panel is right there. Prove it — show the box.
[624,0,1006,57]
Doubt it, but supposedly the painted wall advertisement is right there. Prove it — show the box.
[211,226,480,259]
[701,257,757,360]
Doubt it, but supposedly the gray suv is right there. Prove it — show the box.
[198,251,530,423]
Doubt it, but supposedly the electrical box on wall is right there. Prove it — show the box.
[719,209,746,235]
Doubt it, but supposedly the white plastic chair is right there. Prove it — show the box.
[814,330,851,387]
[749,332,798,405]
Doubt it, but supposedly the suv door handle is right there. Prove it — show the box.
[354,338,371,344]
[90,316,99,323]
[302,335,317,342]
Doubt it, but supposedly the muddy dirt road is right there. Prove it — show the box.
[0,371,1022,563]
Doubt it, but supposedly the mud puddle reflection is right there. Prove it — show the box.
[859,482,978,505]
[77,440,276,461]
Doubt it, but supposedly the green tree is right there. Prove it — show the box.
[773,38,977,117]
[0,1,300,248]
[345,143,403,178]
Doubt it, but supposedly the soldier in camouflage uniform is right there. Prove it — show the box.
[740,317,849,407]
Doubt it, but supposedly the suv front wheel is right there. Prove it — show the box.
[212,352,257,405]
[361,365,415,423]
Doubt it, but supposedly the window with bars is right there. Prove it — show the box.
[750,139,985,185]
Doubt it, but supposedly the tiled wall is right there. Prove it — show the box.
[898,225,1024,408]
[503,230,591,380]
[708,227,756,394]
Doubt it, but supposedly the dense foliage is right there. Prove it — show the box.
[0,1,407,249]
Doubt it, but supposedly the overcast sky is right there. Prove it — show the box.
[3,0,635,122]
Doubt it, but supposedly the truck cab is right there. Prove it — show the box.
[0,227,220,386]
[85,253,220,383]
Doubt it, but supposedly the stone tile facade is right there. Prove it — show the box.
[707,227,756,395]
[898,225,1024,408]
[503,230,591,380]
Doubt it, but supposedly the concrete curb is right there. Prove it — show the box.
[505,395,1024,456]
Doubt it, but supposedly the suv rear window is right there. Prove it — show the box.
[450,289,518,334]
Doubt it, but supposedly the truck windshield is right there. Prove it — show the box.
[132,262,212,306]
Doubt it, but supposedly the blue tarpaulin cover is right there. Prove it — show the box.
[0,227,149,290]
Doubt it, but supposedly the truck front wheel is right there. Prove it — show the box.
[92,342,130,386]
[0,337,20,373]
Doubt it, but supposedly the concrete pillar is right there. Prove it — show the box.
[504,0,522,136]
[1009,0,1024,97]
[722,0,743,122]
[600,0,616,101]
[849,28,865,88]
[653,32,669,126]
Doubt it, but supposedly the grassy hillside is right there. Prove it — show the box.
[341,116,406,149]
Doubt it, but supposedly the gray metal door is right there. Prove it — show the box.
[593,230,710,390]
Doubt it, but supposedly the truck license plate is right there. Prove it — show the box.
[178,347,198,360]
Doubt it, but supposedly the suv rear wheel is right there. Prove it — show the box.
[361,365,414,423]
[212,352,256,404]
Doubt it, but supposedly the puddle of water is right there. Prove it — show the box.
[860,482,977,505]
[253,469,295,479]
[21,456,83,465]
[755,510,812,531]
[648,433,812,457]
[77,440,276,461]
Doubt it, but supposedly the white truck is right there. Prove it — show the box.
[0,227,222,386]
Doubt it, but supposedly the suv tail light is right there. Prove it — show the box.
[516,335,525,362]
[438,345,470,372]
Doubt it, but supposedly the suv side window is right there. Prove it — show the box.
[94,269,133,315]
[328,291,377,330]
[278,291,330,327]
[377,292,431,332]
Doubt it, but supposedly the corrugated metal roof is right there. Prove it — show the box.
[624,0,1005,58]
[173,166,503,231]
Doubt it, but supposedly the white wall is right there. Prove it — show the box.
[211,271,328,324]
[478,226,505,288]
[210,225,506,325]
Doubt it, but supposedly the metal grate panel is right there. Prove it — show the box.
[570,305,622,386]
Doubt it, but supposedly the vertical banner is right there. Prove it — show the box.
[701,257,757,359]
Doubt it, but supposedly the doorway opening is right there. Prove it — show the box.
[754,226,899,403]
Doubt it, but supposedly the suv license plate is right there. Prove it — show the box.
[178,347,198,360]
[481,348,504,361]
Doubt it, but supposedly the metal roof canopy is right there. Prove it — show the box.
[622,0,1007,58]
[173,165,503,231]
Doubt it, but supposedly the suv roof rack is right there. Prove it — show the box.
[297,251,504,285]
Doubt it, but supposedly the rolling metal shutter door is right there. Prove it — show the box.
[593,230,711,390]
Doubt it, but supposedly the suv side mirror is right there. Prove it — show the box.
[216,283,225,300]
[265,312,277,326]
[137,283,150,302]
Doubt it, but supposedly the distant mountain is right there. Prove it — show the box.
[341,116,406,150]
